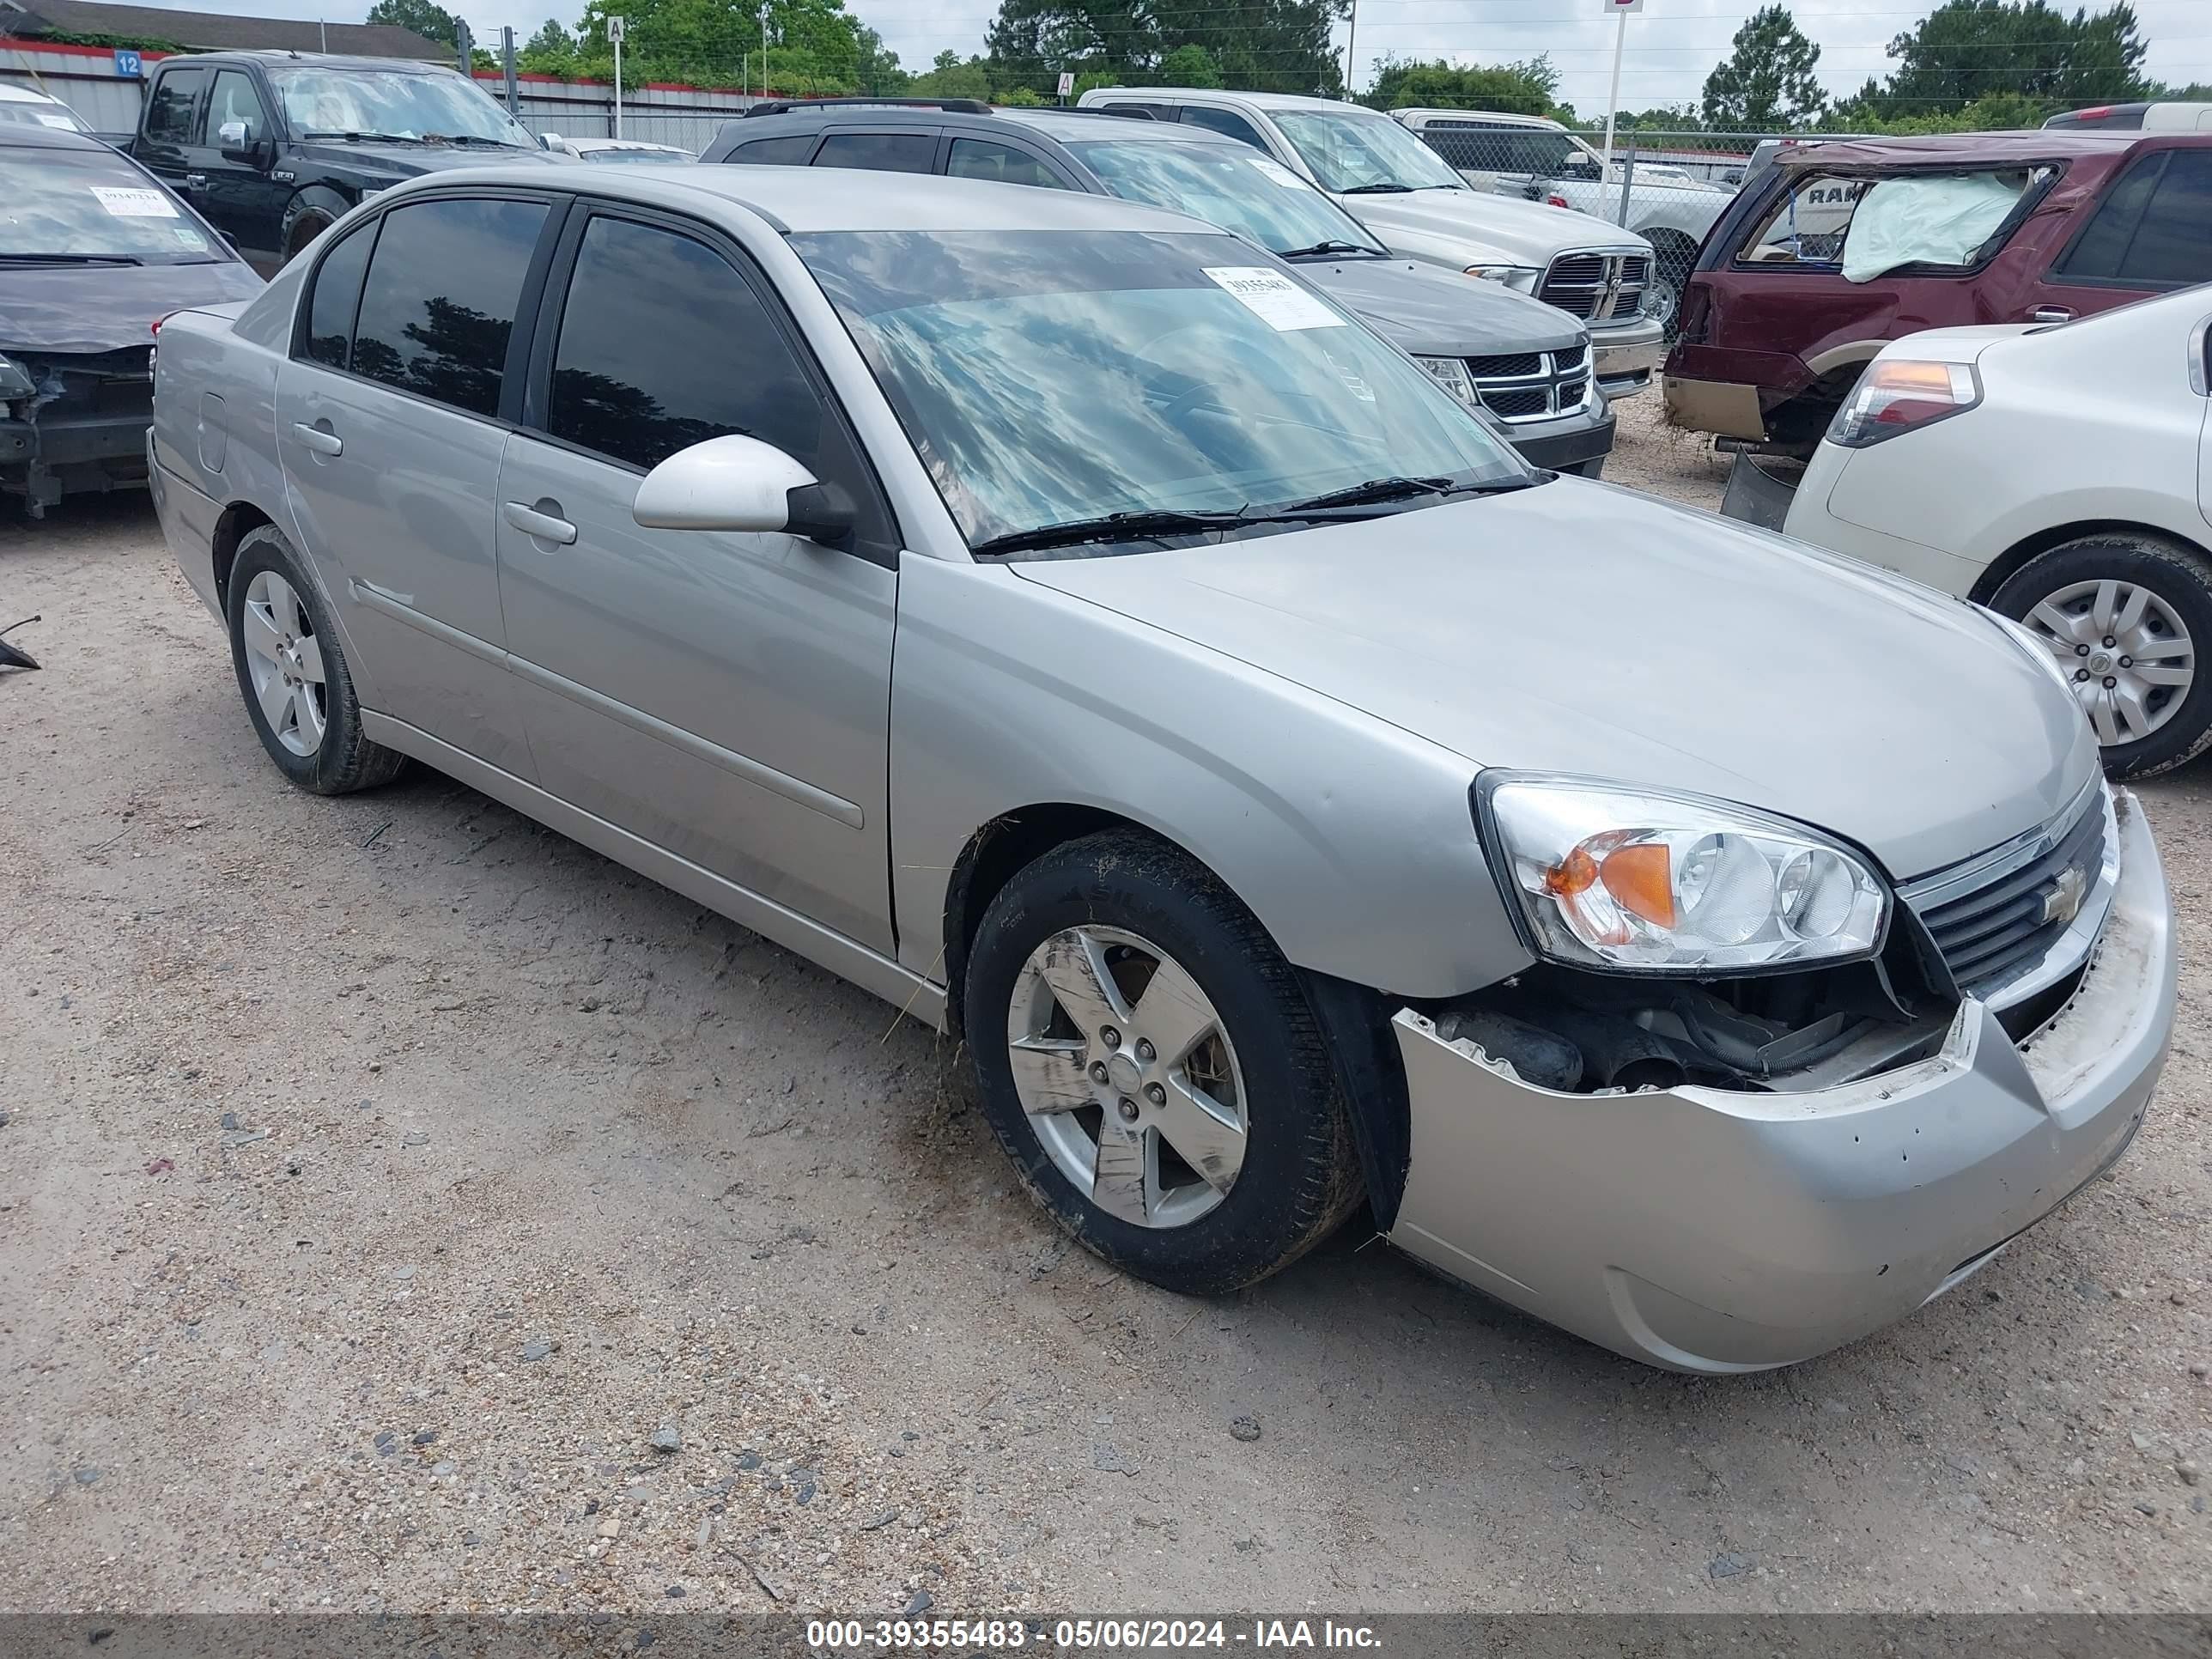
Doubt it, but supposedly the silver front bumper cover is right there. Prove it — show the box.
[1591,317,1667,397]
[1387,788,2173,1373]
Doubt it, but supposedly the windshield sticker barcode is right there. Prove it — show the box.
[90,186,179,218]
[1247,157,1309,190]
[1201,266,1346,331]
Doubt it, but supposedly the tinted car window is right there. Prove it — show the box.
[1179,106,1267,150]
[144,69,207,145]
[0,145,221,264]
[724,132,814,163]
[946,138,1065,189]
[303,221,376,369]
[1067,138,1384,257]
[816,131,934,173]
[545,215,822,472]
[2063,150,2212,285]
[349,197,548,416]
[205,69,268,143]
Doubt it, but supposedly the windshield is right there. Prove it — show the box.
[797,228,1524,551]
[1066,139,1385,257]
[1272,110,1466,194]
[269,65,532,146]
[0,100,90,133]
[0,149,220,264]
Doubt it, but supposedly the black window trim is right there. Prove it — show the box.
[1728,161,2064,278]
[518,199,903,568]
[810,125,949,175]
[942,132,1080,189]
[2047,145,2212,293]
[284,185,574,429]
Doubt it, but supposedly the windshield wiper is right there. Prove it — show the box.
[302,130,426,144]
[1276,474,1544,514]
[1337,182,1413,195]
[431,132,529,148]
[1273,240,1376,259]
[0,252,140,264]
[969,507,1254,557]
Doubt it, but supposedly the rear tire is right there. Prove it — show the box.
[278,186,349,267]
[1645,231,1698,341]
[1990,534,2212,780]
[963,830,1363,1296]
[226,526,406,794]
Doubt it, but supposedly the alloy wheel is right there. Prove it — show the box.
[240,568,327,757]
[2023,577,2196,746]
[1006,925,1249,1230]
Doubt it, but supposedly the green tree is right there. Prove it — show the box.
[1159,42,1221,88]
[908,48,994,99]
[981,0,1345,100]
[1700,4,1825,131]
[517,16,580,74]
[1364,54,1559,116]
[1868,0,2150,118]
[573,0,878,94]
[365,0,459,49]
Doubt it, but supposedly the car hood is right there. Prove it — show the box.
[0,258,263,355]
[289,140,562,178]
[1296,257,1584,356]
[1012,480,2099,880]
[1337,185,1650,265]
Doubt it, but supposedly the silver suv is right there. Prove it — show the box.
[1079,87,1667,398]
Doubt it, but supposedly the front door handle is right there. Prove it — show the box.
[292,420,342,456]
[502,498,576,546]
[183,172,206,189]
[2031,306,2074,323]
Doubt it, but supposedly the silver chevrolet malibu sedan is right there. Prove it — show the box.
[148,166,2176,1372]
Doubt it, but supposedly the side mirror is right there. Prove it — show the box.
[632,434,854,545]
[219,118,258,163]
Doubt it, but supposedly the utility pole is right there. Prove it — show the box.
[757,1,768,99]
[454,16,471,77]
[607,14,625,136]
[1342,0,1357,98]
[501,25,517,113]
[1599,0,1644,174]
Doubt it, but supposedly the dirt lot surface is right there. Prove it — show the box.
[3,401,2209,1619]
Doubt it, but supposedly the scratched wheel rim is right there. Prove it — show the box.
[240,569,327,758]
[1006,925,1248,1231]
[2023,577,2195,747]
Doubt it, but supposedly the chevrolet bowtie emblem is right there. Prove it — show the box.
[2041,865,2087,927]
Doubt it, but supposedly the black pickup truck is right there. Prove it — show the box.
[125,50,562,275]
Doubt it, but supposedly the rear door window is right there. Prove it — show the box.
[143,68,208,145]
[301,220,376,369]
[815,131,936,173]
[349,196,550,416]
[724,132,815,164]
[1179,106,1267,150]
[2058,149,2212,287]
[1736,173,1869,265]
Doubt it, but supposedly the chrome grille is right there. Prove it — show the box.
[1901,785,2113,1000]
[1538,252,1651,322]
[1468,345,1595,424]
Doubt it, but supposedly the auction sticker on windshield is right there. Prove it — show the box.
[1203,266,1346,331]
[1247,156,1310,191]
[90,186,178,217]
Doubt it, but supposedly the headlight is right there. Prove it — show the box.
[1465,264,1540,292]
[0,352,33,400]
[1988,609,2084,703]
[1829,358,1981,448]
[1414,355,1476,404]
[1479,775,1890,974]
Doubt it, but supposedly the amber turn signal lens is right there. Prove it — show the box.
[1600,842,1676,927]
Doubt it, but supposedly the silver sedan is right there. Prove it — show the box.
[147,165,2175,1372]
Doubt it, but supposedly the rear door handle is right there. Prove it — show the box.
[2031,306,2074,323]
[502,498,576,545]
[292,421,342,456]
[183,173,205,189]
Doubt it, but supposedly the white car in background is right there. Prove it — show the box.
[552,135,695,164]
[1784,287,2212,778]
[0,82,93,134]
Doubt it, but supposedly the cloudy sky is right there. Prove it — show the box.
[117,0,2212,112]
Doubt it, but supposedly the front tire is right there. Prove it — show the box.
[963,830,1363,1296]
[278,186,349,267]
[1990,533,2212,780]
[226,526,406,794]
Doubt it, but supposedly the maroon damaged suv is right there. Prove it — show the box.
[1663,130,2212,454]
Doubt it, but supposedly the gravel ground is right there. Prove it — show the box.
[3,401,2209,1619]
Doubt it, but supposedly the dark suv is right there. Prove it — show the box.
[1665,129,2212,454]
[702,100,1616,474]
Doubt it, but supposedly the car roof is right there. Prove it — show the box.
[567,136,689,150]
[1777,129,2196,168]
[389,161,1220,236]
[0,82,70,105]
[1088,88,1368,114]
[0,124,115,151]
[1392,107,1563,129]
[994,107,1242,147]
[158,50,464,74]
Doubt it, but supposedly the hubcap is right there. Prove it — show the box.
[240,569,327,758]
[1006,925,1248,1231]
[2022,577,2194,747]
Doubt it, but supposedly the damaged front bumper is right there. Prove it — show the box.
[1386,789,2173,1373]
[2,348,155,514]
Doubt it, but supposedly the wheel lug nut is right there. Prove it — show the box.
[2103,676,2118,689]
[2103,636,2116,648]
[1089,1061,1110,1085]
[1100,1026,1121,1050]
[1144,1082,1166,1106]
[2119,656,2132,668]
[1135,1040,1156,1063]
[2076,643,2090,656]
[2075,669,2090,681]
[1116,1097,1139,1122]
